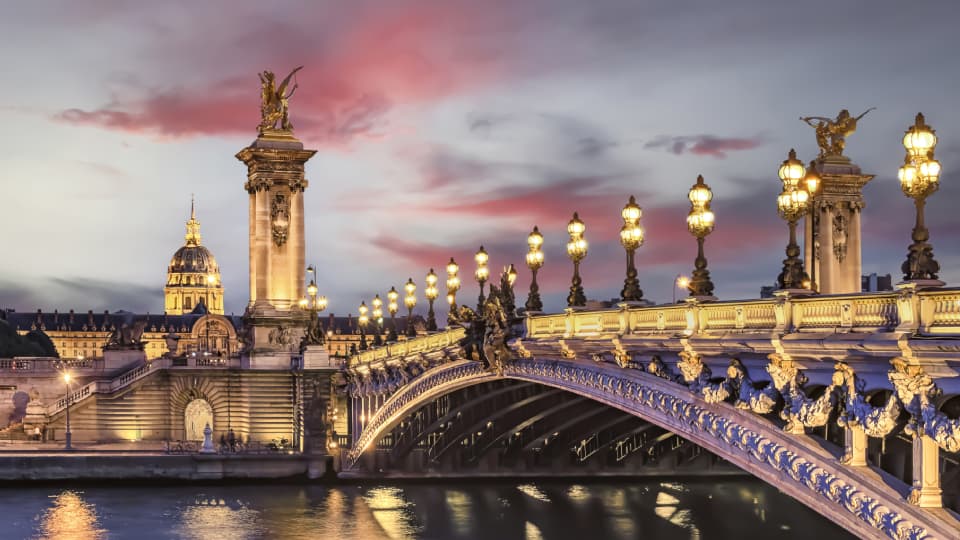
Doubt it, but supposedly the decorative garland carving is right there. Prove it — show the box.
[888,357,960,453]
[677,351,711,391]
[767,354,837,433]
[833,362,900,438]
[646,355,676,382]
[611,337,631,368]
[727,359,778,414]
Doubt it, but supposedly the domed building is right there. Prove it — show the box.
[164,200,224,315]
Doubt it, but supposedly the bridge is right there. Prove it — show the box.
[341,288,960,539]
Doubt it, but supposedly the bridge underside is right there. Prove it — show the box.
[353,379,736,477]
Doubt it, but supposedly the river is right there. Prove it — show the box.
[0,479,852,539]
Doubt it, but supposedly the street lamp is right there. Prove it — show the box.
[686,175,716,299]
[387,287,400,342]
[776,149,812,291]
[566,212,588,307]
[404,278,417,337]
[674,274,690,304]
[899,113,942,283]
[475,246,489,310]
[803,161,822,292]
[619,196,645,302]
[358,301,369,351]
[525,226,544,312]
[62,371,73,450]
[371,294,383,346]
[425,269,439,331]
[446,258,460,324]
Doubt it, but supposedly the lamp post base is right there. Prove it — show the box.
[896,279,945,289]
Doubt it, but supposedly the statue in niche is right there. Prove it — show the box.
[832,213,847,263]
[800,108,875,157]
[258,66,302,134]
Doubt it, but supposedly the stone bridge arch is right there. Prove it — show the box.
[347,358,957,540]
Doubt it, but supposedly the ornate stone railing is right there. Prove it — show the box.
[526,288,960,339]
[0,357,103,373]
[45,358,169,417]
[348,327,466,368]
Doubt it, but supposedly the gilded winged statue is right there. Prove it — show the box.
[800,108,875,158]
[259,66,303,134]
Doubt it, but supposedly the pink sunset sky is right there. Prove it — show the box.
[2,0,959,319]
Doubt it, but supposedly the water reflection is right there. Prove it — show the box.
[36,490,106,540]
[0,480,855,540]
[175,496,266,540]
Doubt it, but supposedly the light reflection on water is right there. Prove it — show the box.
[35,490,106,540]
[1,480,854,540]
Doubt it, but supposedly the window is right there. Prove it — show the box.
[184,297,192,310]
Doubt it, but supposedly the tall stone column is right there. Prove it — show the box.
[237,132,316,369]
[804,155,873,294]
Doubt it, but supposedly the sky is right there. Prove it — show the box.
[2,0,960,319]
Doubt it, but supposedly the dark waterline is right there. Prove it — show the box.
[0,479,852,539]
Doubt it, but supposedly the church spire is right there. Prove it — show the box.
[185,194,202,246]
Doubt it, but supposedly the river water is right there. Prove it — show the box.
[0,479,852,539]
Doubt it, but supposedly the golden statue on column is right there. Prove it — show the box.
[258,66,303,135]
[800,108,875,158]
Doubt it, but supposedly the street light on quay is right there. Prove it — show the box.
[387,287,400,342]
[425,269,439,331]
[446,258,460,323]
[619,196,644,302]
[686,175,716,300]
[62,371,73,451]
[674,274,690,304]
[404,278,418,337]
[358,301,369,351]
[566,212,588,308]
[475,246,489,310]
[525,226,544,313]
[371,294,383,346]
[899,113,943,284]
[776,149,813,291]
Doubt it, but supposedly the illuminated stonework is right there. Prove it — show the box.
[164,199,224,315]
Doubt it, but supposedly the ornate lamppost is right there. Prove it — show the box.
[566,212,588,307]
[446,258,460,324]
[475,246,489,310]
[300,265,328,347]
[898,113,943,284]
[776,149,812,291]
[62,371,73,450]
[357,301,369,351]
[404,278,417,337]
[619,196,645,302]
[803,161,822,292]
[371,294,383,346]
[686,175,716,299]
[525,226,544,313]
[425,269,439,331]
[387,287,399,342]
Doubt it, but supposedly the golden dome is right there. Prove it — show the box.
[164,198,224,315]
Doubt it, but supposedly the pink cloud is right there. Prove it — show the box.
[54,2,507,144]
